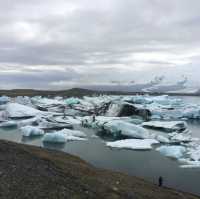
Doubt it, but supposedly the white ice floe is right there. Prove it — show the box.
[156,145,186,159]
[21,126,44,137]
[6,103,41,118]
[104,120,150,139]
[142,121,187,132]
[180,164,200,168]
[0,121,17,127]
[106,139,159,150]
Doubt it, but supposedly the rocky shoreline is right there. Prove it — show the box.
[0,140,199,199]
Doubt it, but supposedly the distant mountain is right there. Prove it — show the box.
[81,76,199,94]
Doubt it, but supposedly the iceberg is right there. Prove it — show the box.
[0,96,10,105]
[106,139,159,150]
[6,103,41,118]
[65,98,80,105]
[104,120,150,139]
[21,126,44,137]
[38,118,73,130]
[17,117,40,127]
[58,128,86,138]
[155,135,170,143]
[0,121,17,128]
[156,146,186,159]
[42,129,86,144]
[170,133,192,143]
[142,121,187,132]
[0,111,9,122]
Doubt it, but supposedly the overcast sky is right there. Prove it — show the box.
[0,0,200,89]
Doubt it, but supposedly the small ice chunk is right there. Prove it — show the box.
[0,96,10,105]
[65,97,80,105]
[156,135,170,143]
[170,133,192,142]
[106,139,159,150]
[0,121,17,127]
[156,145,186,159]
[180,164,200,168]
[42,132,86,143]
[58,128,86,138]
[21,126,44,137]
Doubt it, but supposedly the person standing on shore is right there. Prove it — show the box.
[158,176,163,187]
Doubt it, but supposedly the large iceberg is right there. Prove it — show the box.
[106,139,159,150]
[103,120,150,139]
[6,103,41,118]
[156,145,186,159]
[21,126,44,137]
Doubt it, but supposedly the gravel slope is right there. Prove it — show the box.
[0,140,199,199]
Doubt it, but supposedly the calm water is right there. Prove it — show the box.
[0,96,200,195]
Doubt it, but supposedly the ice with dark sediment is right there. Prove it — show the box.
[142,121,187,132]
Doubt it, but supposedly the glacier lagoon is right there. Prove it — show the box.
[0,95,200,195]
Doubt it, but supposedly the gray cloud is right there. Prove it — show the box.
[0,0,200,89]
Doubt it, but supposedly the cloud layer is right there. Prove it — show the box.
[0,0,200,89]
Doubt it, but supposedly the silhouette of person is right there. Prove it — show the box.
[159,176,163,187]
[92,114,96,122]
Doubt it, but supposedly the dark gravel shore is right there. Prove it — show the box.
[0,140,199,199]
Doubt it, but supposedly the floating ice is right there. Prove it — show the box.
[155,135,170,143]
[6,103,41,118]
[18,117,40,127]
[38,118,73,130]
[106,139,159,150]
[0,111,9,122]
[104,120,150,139]
[58,128,86,138]
[0,121,17,128]
[170,133,192,143]
[21,126,44,137]
[156,145,186,159]
[142,121,187,132]
[65,98,80,105]
[42,130,86,143]
[0,96,10,105]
